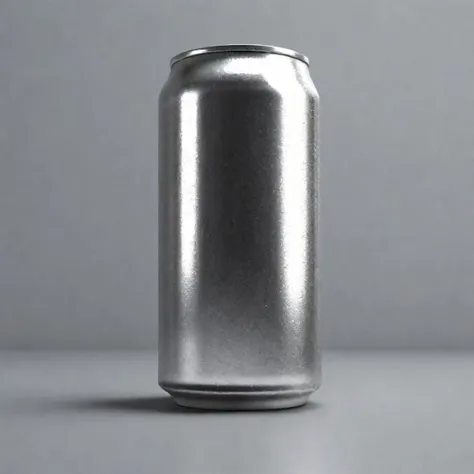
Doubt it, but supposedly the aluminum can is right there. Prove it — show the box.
[159,45,320,409]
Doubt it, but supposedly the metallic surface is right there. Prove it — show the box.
[170,44,309,67]
[158,45,320,410]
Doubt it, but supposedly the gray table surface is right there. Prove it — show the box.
[1,351,473,474]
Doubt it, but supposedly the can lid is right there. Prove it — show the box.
[170,44,309,67]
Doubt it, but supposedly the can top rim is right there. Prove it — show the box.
[170,45,309,66]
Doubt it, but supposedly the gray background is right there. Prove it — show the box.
[1,0,473,350]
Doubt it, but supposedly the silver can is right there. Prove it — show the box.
[159,45,320,410]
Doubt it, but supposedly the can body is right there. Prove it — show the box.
[159,45,320,409]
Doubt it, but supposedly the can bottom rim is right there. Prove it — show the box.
[160,382,318,411]
[172,393,311,410]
